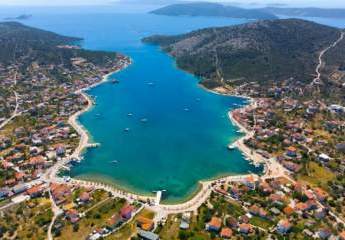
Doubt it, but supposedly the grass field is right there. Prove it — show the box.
[298,161,335,189]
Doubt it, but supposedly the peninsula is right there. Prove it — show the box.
[142,18,345,238]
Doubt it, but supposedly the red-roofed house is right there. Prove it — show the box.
[220,227,232,239]
[239,223,252,234]
[277,219,292,235]
[120,205,135,220]
[27,185,45,198]
[314,188,329,202]
[206,217,222,232]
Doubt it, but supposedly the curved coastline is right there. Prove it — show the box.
[64,54,269,206]
[70,70,128,159]
[66,80,266,205]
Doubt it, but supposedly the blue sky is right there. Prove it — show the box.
[0,0,344,8]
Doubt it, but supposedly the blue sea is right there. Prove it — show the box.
[1,6,344,202]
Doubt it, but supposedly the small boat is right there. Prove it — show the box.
[196,98,201,101]
[124,128,130,132]
[227,144,236,150]
[147,82,154,86]
[254,162,261,167]
[111,79,120,84]
[140,118,148,123]
[127,113,133,117]
[184,108,190,112]
[95,113,101,118]
[111,160,118,164]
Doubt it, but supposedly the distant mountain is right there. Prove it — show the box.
[117,0,180,5]
[150,2,278,20]
[4,14,32,21]
[143,19,345,91]
[263,7,345,19]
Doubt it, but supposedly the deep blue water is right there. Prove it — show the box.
[1,7,343,202]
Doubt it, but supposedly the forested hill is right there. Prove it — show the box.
[143,19,345,91]
[0,22,118,67]
[150,2,277,20]
[0,21,79,45]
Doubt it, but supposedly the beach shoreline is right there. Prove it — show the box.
[45,59,132,182]
[70,59,132,160]
[201,84,265,166]
[61,60,280,208]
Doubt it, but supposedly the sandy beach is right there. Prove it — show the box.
[227,99,290,179]
[226,99,267,164]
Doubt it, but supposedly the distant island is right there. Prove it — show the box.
[143,19,345,103]
[4,14,32,21]
[150,2,278,20]
[263,7,345,19]
[151,3,345,20]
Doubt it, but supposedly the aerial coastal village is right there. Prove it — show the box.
[0,2,345,240]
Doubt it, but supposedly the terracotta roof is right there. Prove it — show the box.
[283,206,294,216]
[209,217,222,229]
[29,156,45,165]
[27,185,44,195]
[314,187,329,200]
[220,227,233,238]
[295,202,308,211]
[239,223,252,233]
[278,219,291,229]
[339,231,345,240]
[287,146,297,152]
[79,192,90,201]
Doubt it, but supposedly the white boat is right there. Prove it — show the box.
[227,144,236,150]
[141,118,148,123]
[111,160,118,164]
[124,128,130,132]
[127,113,133,116]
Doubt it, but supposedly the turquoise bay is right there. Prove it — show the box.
[13,11,262,202]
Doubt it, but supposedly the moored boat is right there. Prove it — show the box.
[227,144,236,150]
